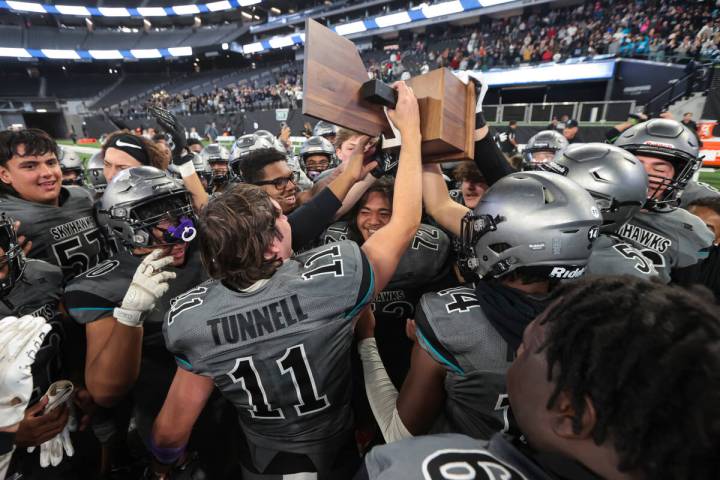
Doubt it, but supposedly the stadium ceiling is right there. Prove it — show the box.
[0,0,262,17]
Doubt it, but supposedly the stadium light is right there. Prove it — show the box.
[375,12,411,28]
[41,49,81,60]
[168,46,193,56]
[221,43,229,50]
[89,50,124,60]
[334,21,367,36]
[173,4,201,15]
[268,36,294,49]
[5,1,45,13]
[55,4,91,16]
[136,7,168,17]
[0,47,31,58]
[36,108,47,112]
[206,1,233,12]
[97,7,129,17]
[420,1,463,18]
[131,49,163,58]
[243,42,264,54]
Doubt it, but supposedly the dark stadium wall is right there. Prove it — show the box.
[23,112,67,139]
[612,59,686,104]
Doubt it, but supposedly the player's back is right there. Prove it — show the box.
[165,240,373,473]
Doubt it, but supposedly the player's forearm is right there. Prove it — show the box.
[358,338,412,443]
[327,166,359,201]
[335,174,377,219]
[388,129,422,239]
[85,324,143,407]
[182,173,210,211]
[422,163,467,237]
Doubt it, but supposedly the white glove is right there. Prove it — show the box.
[0,315,51,429]
[114,250,176,327]
[454,70,488,114]
[28,380,75,468]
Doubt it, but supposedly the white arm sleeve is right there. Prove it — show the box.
[357,338,412,443]
[0,447,15,479]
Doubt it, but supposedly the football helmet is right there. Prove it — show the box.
[460,171,601,279]
[100,166,197,249]
[522,130,569,170]
[192,152,213,187]
[200,143,231,186]
[300,136,336,180]
[86,151,107,194]
[229,133,285,178]
[541,143,648,234]
[313,121,338,139]
[613,118,700,211]
[0,214,26,297]
[58,146,84,185]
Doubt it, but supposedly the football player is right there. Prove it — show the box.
[613,119,714,276]
[64,167,195,424]
[449,163,487,209]
[521,129,569,170]
[191,151,213,193]
[149,81,422,478]
[0,128,106,280]
[300,136,336,182]
[359,276,720,480]
[58,146,84,186]
[323,179,454,387]
[540,143,662,281]
[86,151,106,198]
[357,170,601,441]
[200,143,232,194]
[313,120,338,144]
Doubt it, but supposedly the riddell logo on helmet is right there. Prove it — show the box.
[549,266,586,279]
[643,140,674,149]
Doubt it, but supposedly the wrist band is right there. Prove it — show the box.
[0,431,16,455]
[177,160,196,178]
[114,308,144,327]
[149,436,186,465]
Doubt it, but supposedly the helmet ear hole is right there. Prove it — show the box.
[542,187,555,204]
[488,243,511,254]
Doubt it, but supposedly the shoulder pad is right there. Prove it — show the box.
[389,225,451,289]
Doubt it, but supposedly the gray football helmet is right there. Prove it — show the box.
[229,133,285,178]
[58,146,84,185]
[460,171,601,279]
[613,119,700,210]
[86,151,107,194]
[0,214,26,297]
[522,130,569,170]
[192,152,213,187]
[541,143,648,234]
[200,143,231,185]
[313,121,338,139]
[300,136,336,180]
[255,130,287,155]
[100,166,196,249]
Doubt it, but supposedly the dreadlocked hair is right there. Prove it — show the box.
[539,276,720,480]
[198,183,283,289]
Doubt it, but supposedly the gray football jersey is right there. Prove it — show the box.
[618,209,713,275]
[363,433,552,480]
[164,240,373,473]
[585,234,665,282]
[416,286,514,439]
[680,180,720,208]
[65,248,205,347]
[0,186,105,280]
[0,259,64,404]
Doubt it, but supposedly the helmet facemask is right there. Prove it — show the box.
[0,216,26,297]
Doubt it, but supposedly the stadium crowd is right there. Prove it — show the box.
[133,0,720,116]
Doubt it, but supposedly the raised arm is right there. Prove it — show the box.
[361,81,422,295]
[422,163,469,238]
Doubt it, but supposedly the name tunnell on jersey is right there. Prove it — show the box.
[206,294,309,346]
[617,223,671,253]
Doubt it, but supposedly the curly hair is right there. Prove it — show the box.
[198,183,283,289]
[0,128,58,196]
[101,130,168,170]
[538,276,720,480]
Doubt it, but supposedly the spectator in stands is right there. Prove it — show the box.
[563,119,583,143]
[188,127,201,141]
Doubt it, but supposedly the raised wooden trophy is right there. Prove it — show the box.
[302,18,476,163]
